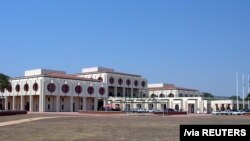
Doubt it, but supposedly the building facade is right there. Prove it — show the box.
[1,69,108,112]
[79,67,148,111]
[1,67,249,113]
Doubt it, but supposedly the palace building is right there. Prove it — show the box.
[1,69,108,112]
[1,66,249,113]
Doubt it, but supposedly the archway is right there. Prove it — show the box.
[175,104,179,111]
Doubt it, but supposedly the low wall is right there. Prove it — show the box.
[78,111,125,114]
[154,111,187,116]
[0,110,27,116]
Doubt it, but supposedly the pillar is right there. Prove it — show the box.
[114,87,117,97]
[168,99,172,109]
[40,94,45,112]
[103,98,108,106]
[123,87,125,97]
[181,99,185,111]
[131,88,134,98]
[5,96,8,110]
[194,100,198,113]
[30,95,33,112]
[12,96,16,110]
[56,95,60,112]
[94,98,98,111]
[70,96,73,112]
[20,95,24,110]
[83,97,86,111]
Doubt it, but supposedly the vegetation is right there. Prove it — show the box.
[202,92,214,98]
[0,73,11,92]
[245,93,250,101]
[229,95,242,100]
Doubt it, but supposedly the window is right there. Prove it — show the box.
[151,94,157,98]
[75,85,82,94]
[48,104,50,110]
[118,78,123,85]
[141,81,146,87]
[109,77,114,84]
[134,80,138,87]
[62,84,70,93]
[15,84,20,92]
[99,87,105,95]
[62,98,64,102]
[24,83,29,92]
[47,83,56,93]
[48,97,50,102]
[160,93,165,98]
[168,93,174,97]
[98,77,103,82]
[126,79,131,86]
[87,86,94,95]
[33,83,39,91]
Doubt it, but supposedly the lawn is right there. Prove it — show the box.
[0,114,249,141]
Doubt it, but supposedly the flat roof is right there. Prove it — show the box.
[79,70,142,78]
[11,73,101,82]
[148,85,198,91]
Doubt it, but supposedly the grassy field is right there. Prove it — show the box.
[0,114,250,141]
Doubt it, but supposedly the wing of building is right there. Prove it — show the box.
[0,67,249,113]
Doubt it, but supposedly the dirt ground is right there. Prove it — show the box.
[0,113,249,141]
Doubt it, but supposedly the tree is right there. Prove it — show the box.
[203,92,214,98]
[245,93,250,101]
[0,73,11,93]
[229,95,242,100]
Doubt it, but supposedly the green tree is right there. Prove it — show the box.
[229,95,242,100]
[203,92,214,98]
[0,73,11,93]
[245,93,250,101]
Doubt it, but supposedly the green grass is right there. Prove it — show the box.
[0,114,250,141]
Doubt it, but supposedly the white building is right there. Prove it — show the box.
[1,69,108,112]
[1,67,249,113]
[78,67,148,110]
[147,83,208,113]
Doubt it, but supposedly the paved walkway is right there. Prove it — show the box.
[0,116,68,127]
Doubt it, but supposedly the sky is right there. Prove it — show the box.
[0,0,250,97]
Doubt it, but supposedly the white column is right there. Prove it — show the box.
[199,99,203,113]
[20,95,24,110]
[168,99,172,108]
[56,95,60,112]
[194,100,198,113]
[114,87,117,97]
[70,96,73,112]
[12,96,16,110]
[5,96,8,110]
[83,97,86,111]
[39,94,45,112]
[94,98,98,111]
[123,87,125,97]
[103,98,108,106]
[30,95,33,112]
[181,99,185,111]
[131,88,134,98]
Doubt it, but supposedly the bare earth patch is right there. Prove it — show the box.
[0,113,250,141]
